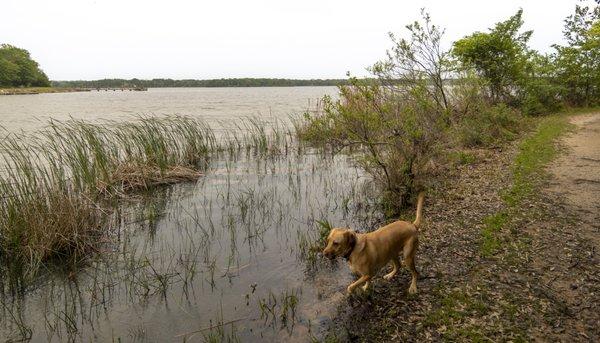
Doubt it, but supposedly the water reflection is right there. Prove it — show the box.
[0,151,382,341]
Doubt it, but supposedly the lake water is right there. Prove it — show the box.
[0,87,383,342]
[0,87,337,133]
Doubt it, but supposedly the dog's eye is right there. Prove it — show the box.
[332,242,338,245]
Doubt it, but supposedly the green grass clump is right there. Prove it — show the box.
[298,220,332,269]
[480,211,509,257]
[0,134,107,269]
[0,192,105,268]
[40,116,217,195]
[449,151,477,165]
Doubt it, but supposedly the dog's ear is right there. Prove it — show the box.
[345,230,356,248]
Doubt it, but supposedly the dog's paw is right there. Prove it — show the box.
[408,284,418,294]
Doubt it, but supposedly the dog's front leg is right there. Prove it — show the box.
[347,275,371,294]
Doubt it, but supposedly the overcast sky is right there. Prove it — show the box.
[2,0,595,80]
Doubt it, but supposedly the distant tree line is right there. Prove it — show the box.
[52,78,350,88]
[0,44,50,87]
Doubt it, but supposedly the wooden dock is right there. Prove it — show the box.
[92,87,148,92]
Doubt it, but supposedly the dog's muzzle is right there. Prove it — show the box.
[323,251,335,260]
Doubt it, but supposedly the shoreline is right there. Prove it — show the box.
[0,87,91,95]
[0,85,334,95]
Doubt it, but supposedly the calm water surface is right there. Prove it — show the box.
[0,87,337,132]
[0,87,384,342]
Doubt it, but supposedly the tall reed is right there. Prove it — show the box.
[40,116,217,195]
[0,132,105,269]
[0,115,294,271]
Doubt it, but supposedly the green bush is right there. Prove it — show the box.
[297,10,532,213]
[298,79,446,213]
[553,5,600,107]
[520,81,564,116]
[455,104,522,147]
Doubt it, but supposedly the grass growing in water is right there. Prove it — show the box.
[0,135,107,268]
[40,116,217,195]
[297,219,332,270]
[0,115,293,272]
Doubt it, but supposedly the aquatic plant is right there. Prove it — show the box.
[0,115,293,272]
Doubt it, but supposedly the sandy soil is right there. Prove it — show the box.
[548,113,600,231]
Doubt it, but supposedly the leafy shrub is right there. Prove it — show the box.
[452,10,532,105]
[298,79,446,213]
[454,103,522,147]
[297,10,531,213]
[520,81,564,116]
[553,4,600,107]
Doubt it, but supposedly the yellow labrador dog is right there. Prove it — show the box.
[323,192,425,294]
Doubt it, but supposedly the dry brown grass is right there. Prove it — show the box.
[100,163,203,194]
[2,192,106,268]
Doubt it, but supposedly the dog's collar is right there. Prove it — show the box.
[342,238,356,260]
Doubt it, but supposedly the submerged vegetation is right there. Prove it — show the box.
[0,131,368,341]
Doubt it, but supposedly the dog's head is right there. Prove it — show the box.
[322,228,356,260]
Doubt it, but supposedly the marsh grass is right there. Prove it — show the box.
[40,116,217,195]
[258,288,300,330]
[0,143,374,340]
[0,115,294,272]
[298,219,332,270]
[0,133,107,268]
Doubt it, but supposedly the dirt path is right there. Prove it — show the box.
[529,112,600,341]
[328,113,600,342]
[548,113,600,232]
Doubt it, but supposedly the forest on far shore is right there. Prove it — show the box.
[0,44,50,87]
[52,78,349,88]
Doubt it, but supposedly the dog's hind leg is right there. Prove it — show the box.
[404,237,419,294]
[383,257,400,280]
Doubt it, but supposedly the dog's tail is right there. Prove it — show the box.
[412,192,425,228]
